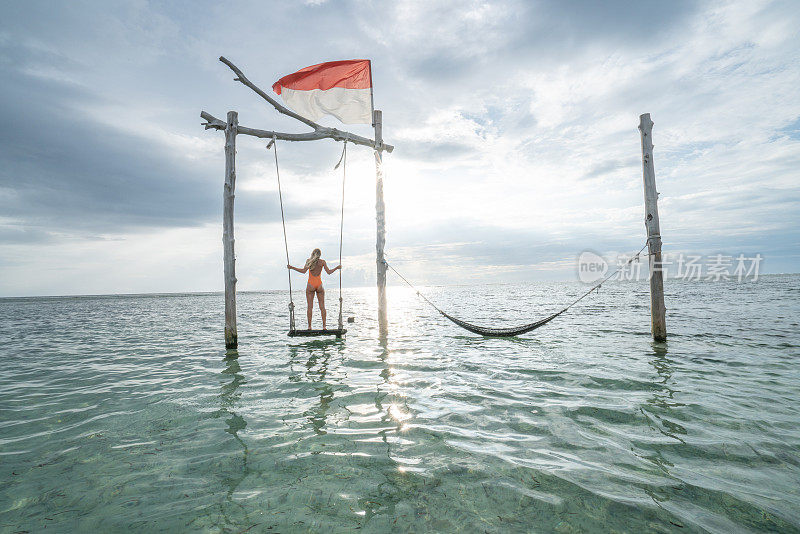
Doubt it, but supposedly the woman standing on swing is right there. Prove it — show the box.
[288,248,341,330]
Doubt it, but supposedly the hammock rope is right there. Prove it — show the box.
[384,242,648,337]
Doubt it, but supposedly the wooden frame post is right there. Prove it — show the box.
[638,113,667,342]
[374,110,388,333]
[223,111,238,349]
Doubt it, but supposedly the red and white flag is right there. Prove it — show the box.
[272,60,373,125]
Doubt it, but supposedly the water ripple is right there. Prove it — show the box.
[1,278,799,531]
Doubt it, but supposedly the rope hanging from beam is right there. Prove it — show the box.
[336,140,347,331]
[270,135,295,332]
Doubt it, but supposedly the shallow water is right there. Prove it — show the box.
[1,276,799,533]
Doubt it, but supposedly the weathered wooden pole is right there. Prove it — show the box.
[374,109,388,334]
[638,113,667,342]
[223,111,239,349]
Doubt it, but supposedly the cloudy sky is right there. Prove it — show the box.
[1,0,798,296]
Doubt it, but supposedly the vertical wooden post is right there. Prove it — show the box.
[374,109,388,334]
[639,113,667,342]
[223,111,238,349]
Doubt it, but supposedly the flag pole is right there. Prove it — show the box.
[369,60,375,126]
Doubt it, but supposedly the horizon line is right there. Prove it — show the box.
[1,273,796,300]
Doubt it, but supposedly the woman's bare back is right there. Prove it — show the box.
[308,260,326,277]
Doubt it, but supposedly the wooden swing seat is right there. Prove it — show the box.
[288,328,347,338]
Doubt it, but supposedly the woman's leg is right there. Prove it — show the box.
[305,284,315,329]
[316,286,326,329]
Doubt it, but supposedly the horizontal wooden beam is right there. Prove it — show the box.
[201,110,393,152]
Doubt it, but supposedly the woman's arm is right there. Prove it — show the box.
[287,264,308,273]
[323,260,341,274]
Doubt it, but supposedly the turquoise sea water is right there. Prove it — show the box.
[1,275,799,532]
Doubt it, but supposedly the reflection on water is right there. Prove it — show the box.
[1,278,799,532]
[648,343,675,408]
[213,351,249,499]
[290,342,338,435]
[644,343,688,441]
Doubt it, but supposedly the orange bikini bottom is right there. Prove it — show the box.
[308,273,322,289]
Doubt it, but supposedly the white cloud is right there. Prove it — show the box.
[1,0,798,295]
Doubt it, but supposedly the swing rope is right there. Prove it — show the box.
[335,140,347,330]
[270,135,295,331]
[384,242,649,337]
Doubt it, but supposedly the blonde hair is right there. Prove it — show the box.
[304,248,321,270]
